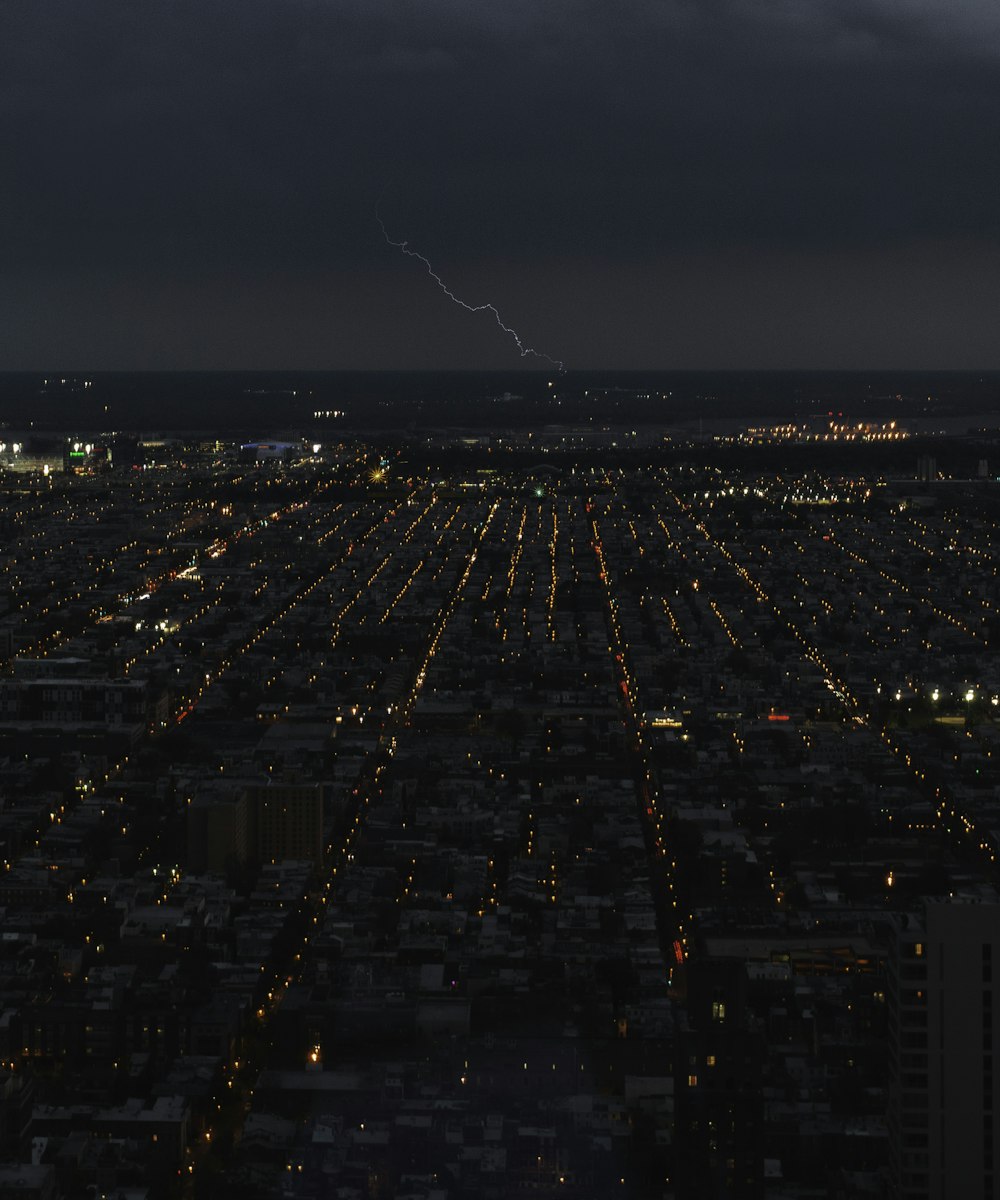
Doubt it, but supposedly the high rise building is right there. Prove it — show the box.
[888,896,1000,1198]
[916,455,938,483]
[187,781,325,874]
[247,782,324,866]
[674,957,765,1198]
[186,790,251,875]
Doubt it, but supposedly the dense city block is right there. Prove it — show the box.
[1,427,1000,1198]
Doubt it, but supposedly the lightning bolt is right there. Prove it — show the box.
[377,207,565,373]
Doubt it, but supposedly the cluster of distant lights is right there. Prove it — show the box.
[877,684,999,706]
[675,472,1000,870]
[338,480,1000,928]
[22,469,1000,1090]
[588,502,697,952]
[16,460,1000,1021]
[739,420,908,444]
[42,377,94,388]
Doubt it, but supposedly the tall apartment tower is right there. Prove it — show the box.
[888,897,1000,1198]
[246,782,324,866]
[916,455,938,483]
[674,956,765,1198]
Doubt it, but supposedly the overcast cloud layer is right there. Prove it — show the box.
[2,0,998,368]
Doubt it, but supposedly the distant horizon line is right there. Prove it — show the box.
[2,367,1000,377]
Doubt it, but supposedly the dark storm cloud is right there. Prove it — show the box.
[2,0,999,366]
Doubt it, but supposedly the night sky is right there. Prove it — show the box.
[4,0,1000,370]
